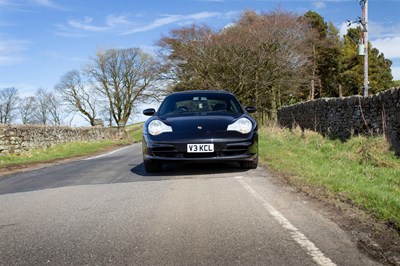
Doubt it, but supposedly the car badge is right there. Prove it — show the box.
[197,126,202,130]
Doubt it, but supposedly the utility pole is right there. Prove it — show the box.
[348,0,369,97]
[361,0,369,97]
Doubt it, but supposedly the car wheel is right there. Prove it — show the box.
[144,160,162,172]
[241,158,258,169]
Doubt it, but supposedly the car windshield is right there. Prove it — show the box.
[157,92,244,116]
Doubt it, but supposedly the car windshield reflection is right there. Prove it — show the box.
[158,92,244,116]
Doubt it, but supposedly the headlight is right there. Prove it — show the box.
[148,120,173,136]
[227,117,252,134]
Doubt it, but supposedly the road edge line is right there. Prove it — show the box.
[235,176,336,266]
[83,145,133,161]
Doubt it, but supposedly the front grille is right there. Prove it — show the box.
[185,152,217,158]
[151,141,252,159]
[152,146,180,158]
[221,144,250,156]
[153,150,217,159]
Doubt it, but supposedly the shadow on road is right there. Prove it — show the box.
[0,160,251,195]
[130,162,249,177]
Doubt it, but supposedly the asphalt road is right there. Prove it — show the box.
[0,143,379,265]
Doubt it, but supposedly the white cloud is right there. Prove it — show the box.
[0,38,28,65]
[223,11,240,19]
[189,11,221,20]
[68,16,111,32]
[126,15,182,34]
[367,20,400,60]
[313,1,326,9]
[370,21,400,39]
[122,11,224,35]
[372,36,400,59]
[368,21,387,38]
[58,11,235,36]
[53,23,86,37]
[106,14,133,27]
[57,14,135,36]
[338,21,357,39]
[223,22,236,30]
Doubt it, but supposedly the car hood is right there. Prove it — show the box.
[161,114,240,132]
[146,113,256,141]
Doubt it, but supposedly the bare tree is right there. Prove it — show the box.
[55,70,99,126]
[47,92,65,125]
[18,96,36,124]
[33,89,51,125]
[157,10,314,121]
[0,87,19,124]
[87,48,160,127]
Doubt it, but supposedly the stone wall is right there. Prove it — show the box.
[0,125,123,155]
[278,88,400,155]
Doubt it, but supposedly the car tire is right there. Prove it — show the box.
[144,160,162,172]
[241,158,258,169]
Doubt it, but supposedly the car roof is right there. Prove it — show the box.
[168,90,234,96]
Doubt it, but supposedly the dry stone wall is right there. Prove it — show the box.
[278,88,400,155]
[0,125,122,155]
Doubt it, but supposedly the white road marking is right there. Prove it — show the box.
[236,176,336,266]
[83,146,132,161]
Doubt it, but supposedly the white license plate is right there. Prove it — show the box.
[187,144,214,153]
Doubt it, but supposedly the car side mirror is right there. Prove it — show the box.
[143,108,156,116]
[245,106,257,113]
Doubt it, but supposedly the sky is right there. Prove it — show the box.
[1,0,400,123]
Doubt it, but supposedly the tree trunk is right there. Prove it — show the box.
[310,79,315,100]
[270,87,277,121]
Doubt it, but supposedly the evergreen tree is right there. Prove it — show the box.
[369,47,393,93]
[302,11,342,98]
[341,27,393,95]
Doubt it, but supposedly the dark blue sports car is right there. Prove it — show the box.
[142,90,258,172]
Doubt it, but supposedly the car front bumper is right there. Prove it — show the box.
[142,132,258,163]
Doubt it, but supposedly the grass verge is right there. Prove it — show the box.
[126,122,144,142]
[0,123,143,169]
[259,125,400,230]
[0,122,145,171]
[0,139,131,169]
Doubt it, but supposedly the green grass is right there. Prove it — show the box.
[259,126,400,229]
[0,139,131,169]
[126,122,144,142]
